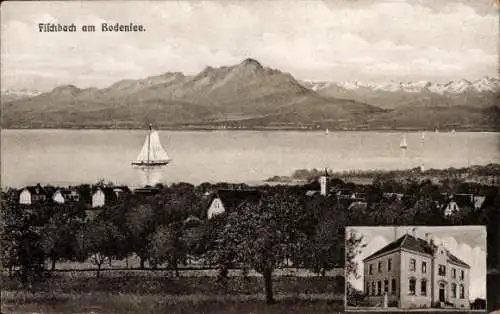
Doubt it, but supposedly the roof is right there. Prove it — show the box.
[447,251,470,268]
[305,190,320,196]
[474,196,486,209]
[364,234,435,262]
[92,186,117,201]
[363,234,469,268]
[23,184,50,196]
[209,189,261,212]
[55,188,80,195]
[450,194,474,207]
[347,201,367,211]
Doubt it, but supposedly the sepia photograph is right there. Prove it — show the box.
[1,0,499,313]
[345,226,487,312]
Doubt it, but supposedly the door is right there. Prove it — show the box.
[439,283,446,302]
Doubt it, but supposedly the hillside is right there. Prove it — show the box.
[2,60,499,131]
[2,59,382,129]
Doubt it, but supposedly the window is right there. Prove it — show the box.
[388,258,392,271]
[460,270,464,280]
[422,262,427,273]
[452,268,456,279]
[421,279,427,296]
[378,261,383,273]
[409,278,416,295]
[369,264,373,275]
[384,280,389,295]
[372,281,376,296]
[377,281,382,296]
[409,258,416,271]
[391,279,396,295]
[451,283,457,298]
[459,284,465,299]
[438,264,446,276]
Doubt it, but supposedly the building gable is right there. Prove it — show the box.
[19,189,32,204]
[207,197,225,219]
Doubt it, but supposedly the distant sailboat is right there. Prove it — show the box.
[400,135,408,149]
[132,124,171,166]
[325,128,329,135]
[451,129,456,134]
[421,132,425,140]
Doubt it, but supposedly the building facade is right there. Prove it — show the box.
[363,233,470,309]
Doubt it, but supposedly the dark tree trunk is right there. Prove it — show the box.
[140,256,145,269]
[321,268,326,277]
[51,256,57,271]
[263,268,275,304]
[174,262,179,278]
[125,256,129,269]
[96,265,101,278]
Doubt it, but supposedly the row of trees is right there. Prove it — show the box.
[1,178,499,303]
[289,163,500,183]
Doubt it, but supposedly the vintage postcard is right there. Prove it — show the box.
[345,226,487,312]
[1,1,499,313]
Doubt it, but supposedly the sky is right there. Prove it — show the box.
[1,0,498,91]
[347,226,487,300]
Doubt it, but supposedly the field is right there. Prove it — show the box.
[1,270,345,314]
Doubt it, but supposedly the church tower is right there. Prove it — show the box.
[320,168,328,196]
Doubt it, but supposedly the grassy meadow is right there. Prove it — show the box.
[1,269,345,314]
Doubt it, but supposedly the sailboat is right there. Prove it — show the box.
[400,135,408,149]
[131,124,171,166]
[421,132,425,140]
[325,128,329,135]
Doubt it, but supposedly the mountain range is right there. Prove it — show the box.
[2,59,499,130]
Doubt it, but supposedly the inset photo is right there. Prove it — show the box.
[345,226,486,312]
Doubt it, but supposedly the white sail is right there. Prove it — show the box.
[135,131,170,163]
[148,131,170,161]
[400,135,408,148]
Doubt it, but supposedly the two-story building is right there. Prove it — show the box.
[363,233,470,309]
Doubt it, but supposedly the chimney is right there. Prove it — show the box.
[425,232,430,243]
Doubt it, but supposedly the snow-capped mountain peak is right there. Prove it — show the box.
[304,76,498,95]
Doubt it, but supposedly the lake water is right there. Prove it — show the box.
[1,129,499,188]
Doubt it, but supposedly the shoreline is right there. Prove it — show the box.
[2,127,500,133]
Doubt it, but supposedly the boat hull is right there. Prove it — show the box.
[131,161,170,166]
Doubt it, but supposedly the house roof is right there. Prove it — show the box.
[209,189,262,212]
[92,186,117,201]
[363,233,470,268]
[473,196,486,209]
[364,234,435,261]
[347,201,367,211]
[447,251,470,268]
[56,188,80,195]
[23,184,50,196]
[450,194,474,207]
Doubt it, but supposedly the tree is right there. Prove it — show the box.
[40,203,86,270]
[77,218,125,278]
[212,192,306,304]
[124,204,156,269]
[0,199,47,286]
[345,230,366,306]
[148,222,187,276]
